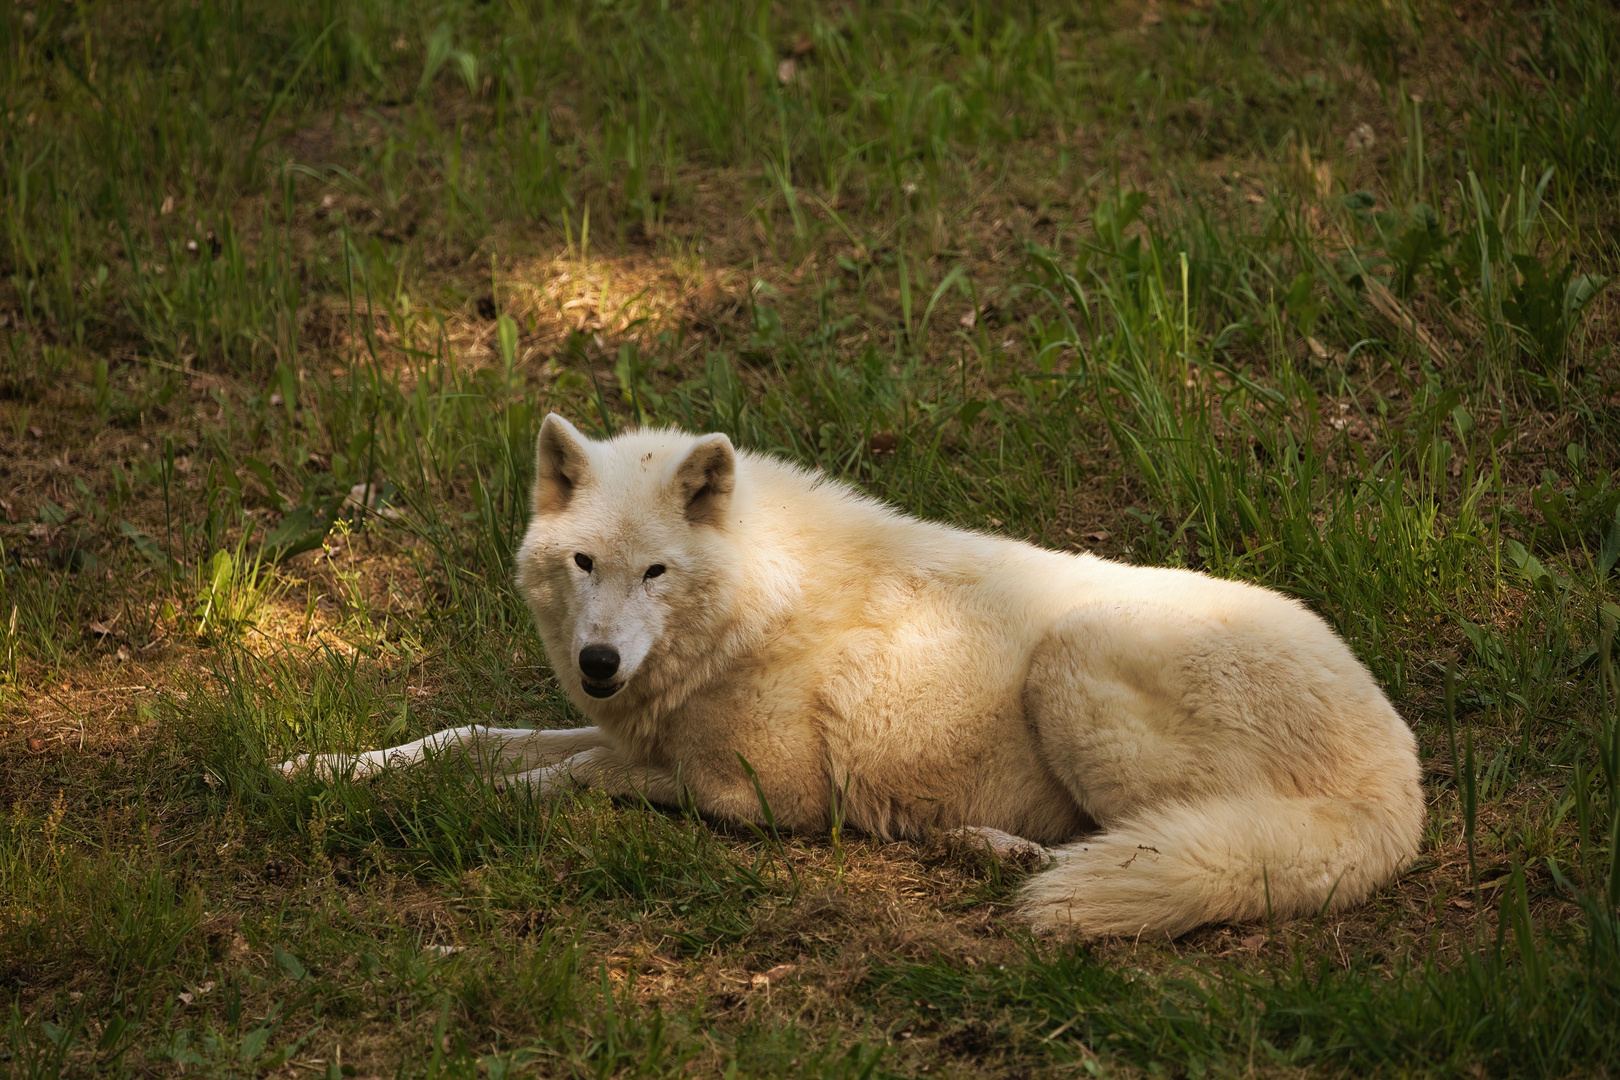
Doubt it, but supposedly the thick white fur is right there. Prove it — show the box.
[283,415,1423,939]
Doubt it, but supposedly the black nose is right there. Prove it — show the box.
[578,644,620,682]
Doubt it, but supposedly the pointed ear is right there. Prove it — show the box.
[532,414,593,514]
[671,433,736,526]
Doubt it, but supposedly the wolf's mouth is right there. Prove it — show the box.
[581,678,622,699]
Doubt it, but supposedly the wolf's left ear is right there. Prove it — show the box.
[533,413,593,514]
[672,433,736,526]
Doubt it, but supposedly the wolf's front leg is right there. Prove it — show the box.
[277,725,607,781]
[507,745,788,826]
[506,745,688,803]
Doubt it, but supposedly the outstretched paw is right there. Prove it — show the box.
[272,752,378,782]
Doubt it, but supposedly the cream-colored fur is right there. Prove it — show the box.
[281,415,1424,939]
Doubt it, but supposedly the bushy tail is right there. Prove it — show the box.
[1020,792,1422,939]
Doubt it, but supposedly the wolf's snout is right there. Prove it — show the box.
[578,645,620,681]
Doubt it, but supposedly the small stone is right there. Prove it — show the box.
[751,962,796,988]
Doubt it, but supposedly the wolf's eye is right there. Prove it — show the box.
[644,564,666,580]
[574,553,593,572]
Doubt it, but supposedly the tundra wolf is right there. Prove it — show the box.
[281,414,1424,938]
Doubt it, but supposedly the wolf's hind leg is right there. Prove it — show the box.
[949,826,1050,862]
[277,725,606,781]
[1020,602,1422,937]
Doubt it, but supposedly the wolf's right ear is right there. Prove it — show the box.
[532,414,593,514]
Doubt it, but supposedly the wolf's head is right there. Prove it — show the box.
[515,414,743,709]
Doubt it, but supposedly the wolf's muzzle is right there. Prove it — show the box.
[581,679,622,699]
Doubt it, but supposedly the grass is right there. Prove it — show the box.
[2,0,1620,1074]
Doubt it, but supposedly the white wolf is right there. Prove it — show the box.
[282,415,1424,938]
